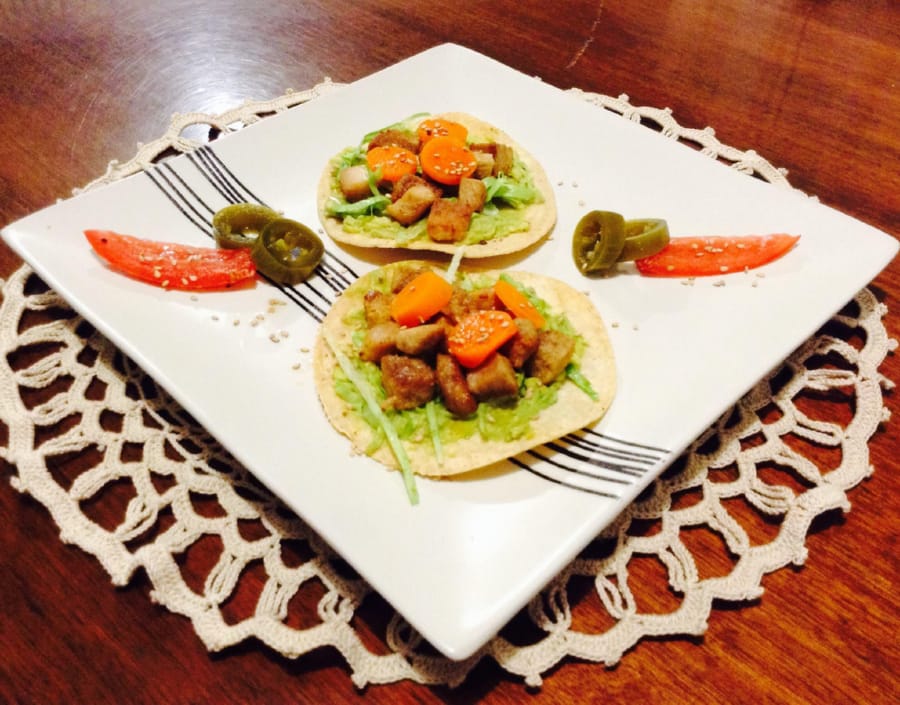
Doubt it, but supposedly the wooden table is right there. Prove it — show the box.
[1,2,897,702]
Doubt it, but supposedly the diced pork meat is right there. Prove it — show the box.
[396,323,445,356]
[427,198,471,243]
[435,353,478,416]
[445,285,496,323]
[493,143,514,175]
[360,321,400,362]
[363,289,393,327]
[338,165,372,202]
[469,142,513,176]
[391,174,441,202]
[380,354,436,410]
[367,128,419,154]
[502,317,540,369]
[466,353,519,401]
[527,329,576,384]
[458,177,487,213]
[385,183,438,226]
[472,150,495,179]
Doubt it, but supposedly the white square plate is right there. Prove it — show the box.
[3,44,896,659]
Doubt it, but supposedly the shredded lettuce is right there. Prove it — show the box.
[327,337,418,505]
[326,194,390,218]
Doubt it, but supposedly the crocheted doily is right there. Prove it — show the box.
[1,83,895,688]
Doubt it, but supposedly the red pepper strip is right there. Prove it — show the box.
[635,234,800,277]
[85,229,256,290]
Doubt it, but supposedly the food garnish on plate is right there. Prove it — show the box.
[317,113,557,258]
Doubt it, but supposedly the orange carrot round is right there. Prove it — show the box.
[494,278,545,329]
[366,145,418,183]
[390,270,453,326]
[417,118,468,146]
[419,136,477,186]
[447,310,518,368]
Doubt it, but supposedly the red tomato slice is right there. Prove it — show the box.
[85,229,256,290]
[635,234,800,277]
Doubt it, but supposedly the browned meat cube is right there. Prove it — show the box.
[380,354,436,410]
[466,353,519,401]
[368,128,420,154]
[396,322,445,356]
[360,321,400,362]
[527,329,576,384]
[338,165,372,202]
[458,177,487,213]
[469,143,496,156]
[445,285,497,323]
[427,198,472,243]
[436,353,478,417]
[493,142,515,176]
[385,184,438,226]
[472,150,495,179]
[502,317,540,369]
[391,173,441,202]
[363,289,393,327]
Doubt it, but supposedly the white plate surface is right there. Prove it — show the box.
[3,44,897,659]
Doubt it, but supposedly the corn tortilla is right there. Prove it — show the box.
[313,262,616,478]
[316,112,557,258]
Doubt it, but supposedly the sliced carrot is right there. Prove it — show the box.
[635,234,800,277]
[494,278,545,329]
[447,310,518,368]
[419,136,478,186]
[417,118,468,146]
[366,145,418,183]
[390,270,453,326]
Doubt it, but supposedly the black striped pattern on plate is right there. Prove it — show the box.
[144,145,356,322]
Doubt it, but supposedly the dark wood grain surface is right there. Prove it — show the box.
[1,2,897,703]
